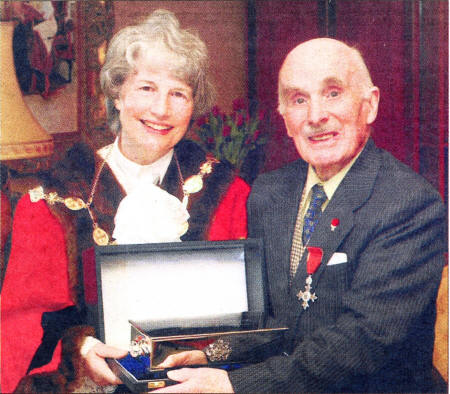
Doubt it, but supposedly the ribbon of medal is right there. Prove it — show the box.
[297,246,323,309]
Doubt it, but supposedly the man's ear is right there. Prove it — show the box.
[277,103,294,138]
[365,86,380,125]
[114,98,122,112]
[278,110,295,139]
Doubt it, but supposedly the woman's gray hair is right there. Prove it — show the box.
[100,9,215,134]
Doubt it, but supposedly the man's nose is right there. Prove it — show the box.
[307,98,328,125]
[151,92,170,118]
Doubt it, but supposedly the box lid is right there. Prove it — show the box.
[95,239,266,349]
[130,311,267,337]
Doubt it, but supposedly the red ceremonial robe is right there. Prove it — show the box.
[1,140,250,392]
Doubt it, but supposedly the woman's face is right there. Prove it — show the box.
[115,46,194,165]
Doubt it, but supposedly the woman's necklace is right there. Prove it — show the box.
[29,144,114,246]
[174,152,218,208]
[29,148,218,246]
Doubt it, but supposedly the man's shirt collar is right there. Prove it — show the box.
[305,152,361,201]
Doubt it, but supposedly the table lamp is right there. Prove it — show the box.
[0,21,53,161]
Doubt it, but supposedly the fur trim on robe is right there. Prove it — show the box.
[1,139,250,392]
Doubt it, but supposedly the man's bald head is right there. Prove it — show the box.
[278,38,374,114]
[276,37,380,181]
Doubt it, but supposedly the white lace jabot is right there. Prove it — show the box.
[112,183,189,244]
[97,139,188,244]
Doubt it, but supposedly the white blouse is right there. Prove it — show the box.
[97,138,189,244]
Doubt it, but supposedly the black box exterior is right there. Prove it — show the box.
[95,239,281,392]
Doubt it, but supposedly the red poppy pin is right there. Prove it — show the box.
[297,247,323,309]
[331,218,340,231]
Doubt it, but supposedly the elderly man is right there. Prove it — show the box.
[91,38,446,393]
[155,37,446,393]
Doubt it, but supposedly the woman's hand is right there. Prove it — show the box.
[83,341,128,385]
[157,350,207,368]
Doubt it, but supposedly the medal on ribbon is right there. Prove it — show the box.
[297,246,323,309]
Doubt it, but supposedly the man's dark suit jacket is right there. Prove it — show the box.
[229,139,446,393]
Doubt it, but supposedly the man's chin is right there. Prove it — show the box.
[310,158,348,180]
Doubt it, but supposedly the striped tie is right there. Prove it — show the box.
[302,184,327,245]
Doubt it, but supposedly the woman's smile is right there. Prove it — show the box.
[141,119,173,135]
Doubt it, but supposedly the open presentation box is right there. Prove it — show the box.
[95,239,287,391]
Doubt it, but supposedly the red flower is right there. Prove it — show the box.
[236,114,245,127]
[211,106,220,117]
[232,98,246,112]
[258,109,266,121]
[331,218,340,231]
[196,116,207,126]
[222,125,231,137]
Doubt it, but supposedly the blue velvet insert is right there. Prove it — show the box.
[117,353,242,381]
[118,353,153,380]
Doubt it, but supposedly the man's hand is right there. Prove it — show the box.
[154,368,234,393]
[157,350,207,368]
[84,341,128,385]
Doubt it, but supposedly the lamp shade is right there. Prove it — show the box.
[0,22,53,160]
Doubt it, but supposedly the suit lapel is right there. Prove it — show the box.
[290,205,354,299]
[263,160,308,309]
[289,139,381,306]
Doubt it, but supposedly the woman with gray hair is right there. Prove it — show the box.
[3,10,249,392]
[102,9,214,135]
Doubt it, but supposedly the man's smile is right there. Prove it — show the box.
[308,131,338,142]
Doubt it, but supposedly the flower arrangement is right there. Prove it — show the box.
[192,98,268,171]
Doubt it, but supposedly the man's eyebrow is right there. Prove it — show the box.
[280,85,307,97]
[281,77,344,94]
[323,77,344,87]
